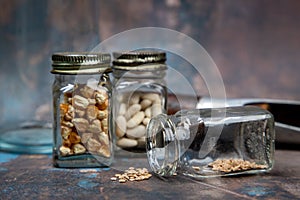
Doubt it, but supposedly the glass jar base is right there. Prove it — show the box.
[53,153,111,168]
[0,125,52,154]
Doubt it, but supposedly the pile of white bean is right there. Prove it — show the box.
[115,92,164,149]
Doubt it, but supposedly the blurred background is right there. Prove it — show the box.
[0,0,300,124]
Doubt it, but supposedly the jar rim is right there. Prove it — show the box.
[146,114,179,176]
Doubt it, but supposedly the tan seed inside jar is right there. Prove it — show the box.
[58,83,111,158]
[207,159,268,173]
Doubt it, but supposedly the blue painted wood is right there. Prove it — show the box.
[0,150,299,199]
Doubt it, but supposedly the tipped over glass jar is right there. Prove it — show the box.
[146,106,275,178]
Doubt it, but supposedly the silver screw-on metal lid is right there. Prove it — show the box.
[112,50,167,71]
[51,52,111,74]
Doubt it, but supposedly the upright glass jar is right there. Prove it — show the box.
[146,106,275,178]
[51,52,113,168]
[112,50,168,152]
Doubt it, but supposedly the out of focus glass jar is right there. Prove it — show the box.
[112,50,168,152]
[51,52,113,168]
[146,106,275,178]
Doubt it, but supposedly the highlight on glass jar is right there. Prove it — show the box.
[146,106,275,178]
[51,52,113,168]
[112,50,168,152]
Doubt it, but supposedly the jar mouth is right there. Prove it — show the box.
[146,114,179,176]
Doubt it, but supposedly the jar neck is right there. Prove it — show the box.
[113,68,166,79]
[54,73,109,84]
[146,114,179,176]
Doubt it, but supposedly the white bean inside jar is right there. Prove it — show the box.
[115,92,163,149]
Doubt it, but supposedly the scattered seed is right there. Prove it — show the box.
[111,167,152,183]
[119,179,126,183]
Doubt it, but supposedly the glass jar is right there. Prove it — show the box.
[112,50,168,152]
[51,52,113,168]
[146,106,275,178]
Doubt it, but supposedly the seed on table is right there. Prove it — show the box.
[119,179,126,183]
[123,175,129,180]
[126,169,137,174]
[111,167,152,183]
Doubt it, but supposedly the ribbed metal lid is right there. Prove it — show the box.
[51,52,111,74]
[112,50,167,71]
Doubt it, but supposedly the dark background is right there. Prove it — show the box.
[0,0,300,123]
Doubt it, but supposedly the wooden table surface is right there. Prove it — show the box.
[0,149,299,200]
[0,95,299,199]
